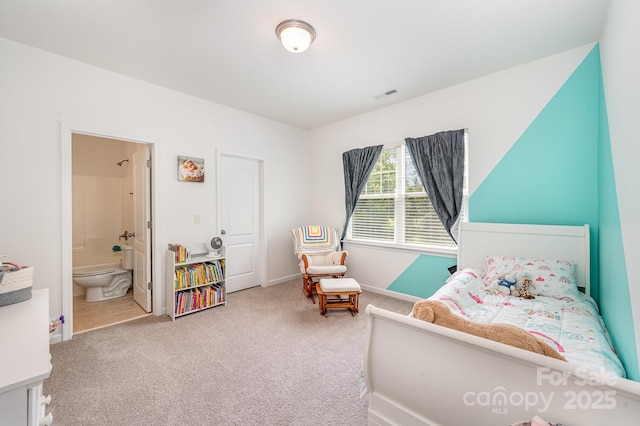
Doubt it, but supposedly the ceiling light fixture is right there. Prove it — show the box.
[275,19,316,53]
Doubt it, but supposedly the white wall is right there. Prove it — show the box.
[309,44,593,291]
[0,38,309,323]
[599,0,640,375]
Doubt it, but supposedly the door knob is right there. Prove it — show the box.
[221,230,226,235]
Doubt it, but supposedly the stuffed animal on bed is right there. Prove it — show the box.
[412,300,566,361]
[516,275,535,299]
[488,273,519,296]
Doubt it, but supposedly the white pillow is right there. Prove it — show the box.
[484,255,579,299]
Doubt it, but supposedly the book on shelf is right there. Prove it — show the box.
[174,284,226,315]
[173,260,225,290]
[168,243,191,263]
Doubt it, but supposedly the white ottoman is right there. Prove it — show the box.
[317,278,361,317]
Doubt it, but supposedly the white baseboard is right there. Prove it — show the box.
[49,331,63,345]
[267,273,300,286]
[358,283,422,303]
[265,273,421,304]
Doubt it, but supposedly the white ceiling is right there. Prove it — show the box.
[0,0,609,130]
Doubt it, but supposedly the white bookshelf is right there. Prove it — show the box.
[165,248,226,321]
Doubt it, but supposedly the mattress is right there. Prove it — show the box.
[429,269,626,378]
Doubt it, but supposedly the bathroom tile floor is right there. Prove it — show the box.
[73,290,150,333]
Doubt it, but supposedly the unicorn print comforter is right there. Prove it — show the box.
[429,269,626,378]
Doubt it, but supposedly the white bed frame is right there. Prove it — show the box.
[364,222,640,425]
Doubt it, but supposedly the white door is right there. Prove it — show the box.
[218,153,263,293]
[132,147,152,312]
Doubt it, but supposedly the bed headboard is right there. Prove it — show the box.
[457,222,591,296]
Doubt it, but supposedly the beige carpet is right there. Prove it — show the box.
[45,279,414,425]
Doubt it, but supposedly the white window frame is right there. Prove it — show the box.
[345,131,469,256]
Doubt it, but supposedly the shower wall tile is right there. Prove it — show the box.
[72,175,86,248]
[72,175,130,266]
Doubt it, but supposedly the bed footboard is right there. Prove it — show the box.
[364,305,640,425]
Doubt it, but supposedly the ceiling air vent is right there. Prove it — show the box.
[373,89,398,100]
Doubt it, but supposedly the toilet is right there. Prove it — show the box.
[73,246,134,302]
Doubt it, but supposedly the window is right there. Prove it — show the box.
[346,133,468,251]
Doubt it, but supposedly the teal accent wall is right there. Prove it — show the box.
[596,48,639,380]
[466,44,639,380]
[387,255,456,299]
[469,46,600,300]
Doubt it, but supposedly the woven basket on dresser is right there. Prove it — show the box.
[0,266,33,307]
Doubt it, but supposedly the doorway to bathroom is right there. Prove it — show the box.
[69,133,153,334]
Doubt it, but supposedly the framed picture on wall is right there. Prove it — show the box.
[178,156,205,182]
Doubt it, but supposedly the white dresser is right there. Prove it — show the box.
[0,289,52,426]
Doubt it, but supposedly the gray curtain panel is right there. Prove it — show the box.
[405,129,465,243]
[341,145,383,246]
